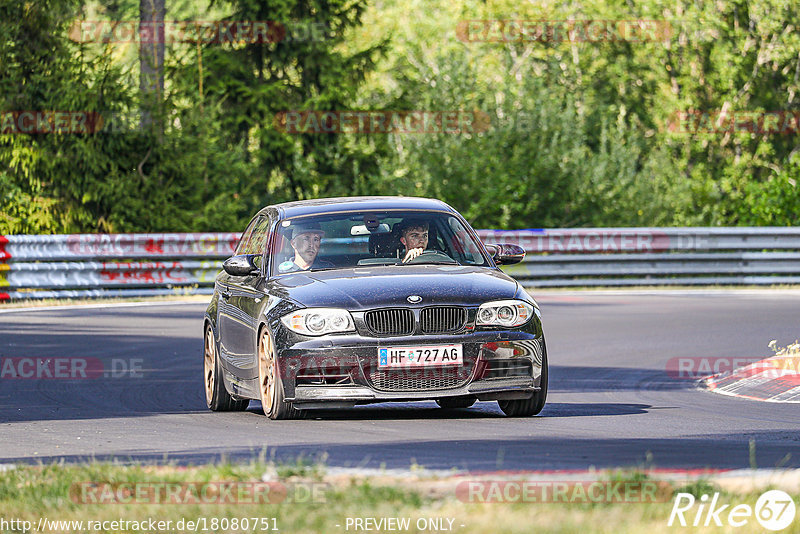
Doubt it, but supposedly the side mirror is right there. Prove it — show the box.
[222,254,260,276]
[485,243,525,266]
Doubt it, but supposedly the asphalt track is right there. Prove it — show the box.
[1,291,798,471]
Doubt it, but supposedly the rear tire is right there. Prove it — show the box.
[435,396,476,409]
[204,324,249,411]
[258,326,302,420]
[498,341,548,417]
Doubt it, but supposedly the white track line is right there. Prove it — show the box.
[0,299,206,315]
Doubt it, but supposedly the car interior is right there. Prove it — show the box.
[271,212,484,272]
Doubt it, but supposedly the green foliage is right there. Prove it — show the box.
[734,154,800,225]
[0,0,386,233]
[673,479,724,499]
[192,0,389,210]
[1,0,799,233]
[376,44,683,228]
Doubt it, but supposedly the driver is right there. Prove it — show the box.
[398,219,429,263]
[278,222,334,273]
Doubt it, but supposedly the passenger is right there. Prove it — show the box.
[278,222,334,272]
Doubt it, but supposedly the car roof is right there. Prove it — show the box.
[261,196,457,219]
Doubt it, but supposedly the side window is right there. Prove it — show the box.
[243,216,271,255]
[234,216,260,255]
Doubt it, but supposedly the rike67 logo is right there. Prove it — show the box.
[669,490,796,531]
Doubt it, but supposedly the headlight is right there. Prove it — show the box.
[476,300,534,328]
[281,308,355,336]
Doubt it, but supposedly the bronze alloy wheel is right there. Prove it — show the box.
[257,327,301,419]
[204,324,249,412]
[204,325,215,407]
[258,328,276,415]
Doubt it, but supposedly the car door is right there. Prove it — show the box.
[220,215,271,380]
[218,215,263,378]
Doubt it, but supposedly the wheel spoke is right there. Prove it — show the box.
[259,331,275,414]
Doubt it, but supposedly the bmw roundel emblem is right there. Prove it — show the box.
[407,295,422,303]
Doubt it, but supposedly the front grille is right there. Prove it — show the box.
[420,306,467,333]
[482,359,533,379]
[365,308,414,336]
[367,368,471,392]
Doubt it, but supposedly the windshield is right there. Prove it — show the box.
[270,210,489,274]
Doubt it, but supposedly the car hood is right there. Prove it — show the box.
[270,265,520,310]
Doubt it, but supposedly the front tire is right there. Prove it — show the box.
[498,341,548,417]
[204,324,249,411]
[258,326,301,420]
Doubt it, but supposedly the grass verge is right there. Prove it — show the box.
[0,463,798,533]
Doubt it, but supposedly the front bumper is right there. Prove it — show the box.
[289,377,537,408]
[274,329,545,407]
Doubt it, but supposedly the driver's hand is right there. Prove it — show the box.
[402,247,424,263]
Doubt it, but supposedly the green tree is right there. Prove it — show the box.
[189,0,389,215]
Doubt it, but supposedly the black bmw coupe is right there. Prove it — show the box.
[204,197,547,419]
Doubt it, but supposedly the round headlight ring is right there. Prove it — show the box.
[306,313,326,333]
[497,305,516,324]
[329,313,347,330]
[478,307,496,324]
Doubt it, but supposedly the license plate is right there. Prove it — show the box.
[378,344,463,368]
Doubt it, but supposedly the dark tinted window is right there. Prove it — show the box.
[234,216,261,254]
[272,210,488,274]
[243,216,271,255]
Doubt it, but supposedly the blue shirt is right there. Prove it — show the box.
[277,258,335,273]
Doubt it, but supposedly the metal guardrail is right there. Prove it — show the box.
[481,228,800,287]
[0,233,237,301]
[1,228,798,300]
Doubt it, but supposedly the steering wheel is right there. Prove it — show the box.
[405,250,456,264]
